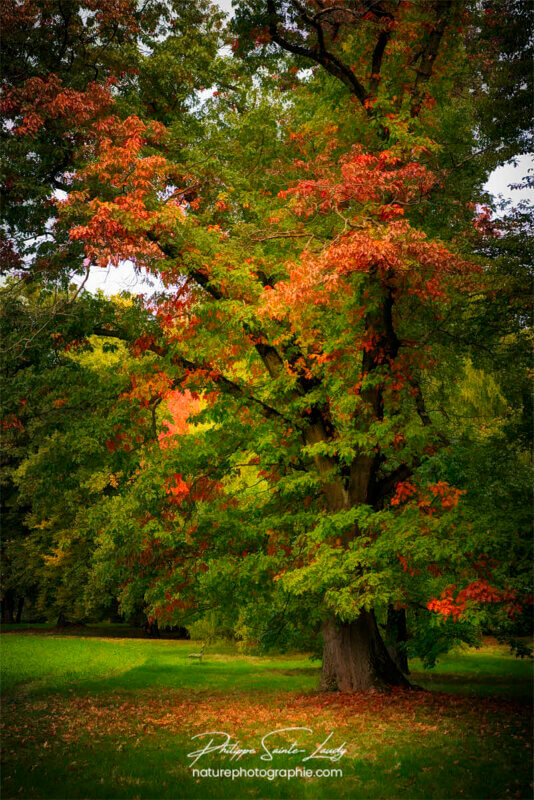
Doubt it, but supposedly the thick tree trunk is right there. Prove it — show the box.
[319,611,411,692]
[385,605,410,675]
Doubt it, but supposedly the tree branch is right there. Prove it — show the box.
[91,327,293,425]
[369,30,390,96]
[410,0,453,117]
[373,463,415,502]
[266,0,369,105]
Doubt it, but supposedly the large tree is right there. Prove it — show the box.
[1,0,531,690]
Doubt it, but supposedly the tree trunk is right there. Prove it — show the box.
[319,610,411,692]
[144,618,160,638]
[1,591,15,624]
[385,605,410,675]
[56,610,68,628]
[15,596,24,624]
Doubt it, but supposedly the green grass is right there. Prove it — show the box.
[410,646,533,700]
[0,636,321,696]
[1,633,532,799]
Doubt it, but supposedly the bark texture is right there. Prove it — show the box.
[320,611,411,692]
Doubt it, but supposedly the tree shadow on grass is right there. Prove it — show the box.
[46,660,322,697]
[411,670,533,701]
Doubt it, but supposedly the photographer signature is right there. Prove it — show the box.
[187,728,347,766]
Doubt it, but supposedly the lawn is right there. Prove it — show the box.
[1,632,532,799]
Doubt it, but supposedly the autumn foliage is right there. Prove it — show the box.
[1,0,531,683]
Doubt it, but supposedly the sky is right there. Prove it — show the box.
[75,0,533,296]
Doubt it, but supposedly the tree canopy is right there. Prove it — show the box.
[1,0,532,690]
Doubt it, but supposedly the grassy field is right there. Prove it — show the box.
[1,632,532,799]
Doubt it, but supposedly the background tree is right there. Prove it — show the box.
[0,283,159,623]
